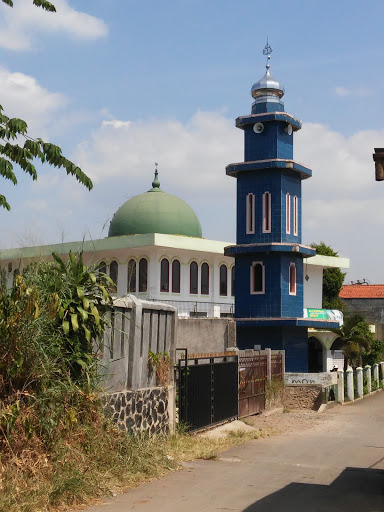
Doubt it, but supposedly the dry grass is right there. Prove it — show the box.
[0,410,273,512]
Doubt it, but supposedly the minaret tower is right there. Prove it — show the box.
[225,44,317,372]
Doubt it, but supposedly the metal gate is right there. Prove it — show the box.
[239,354,267,418]
[177,352,238,432]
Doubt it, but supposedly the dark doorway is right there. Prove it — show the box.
[308,337,323,372]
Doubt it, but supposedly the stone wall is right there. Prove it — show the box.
[284,384,323,410]
[104,387,169,435]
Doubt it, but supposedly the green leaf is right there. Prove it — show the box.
[62,320,70,335]
[77,286,84,299]
[70,313,79,332]
[76,306,88,322]
[83,325,91,342]
[83,297,90,310]
[90,304,100,326]
[75,358,88,370]
[89,272,96,284]
[52,251,66,271]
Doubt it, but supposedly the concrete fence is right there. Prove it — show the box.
[99,295,177,434]
[336,362,384,404]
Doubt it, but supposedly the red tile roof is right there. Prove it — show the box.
[340,285,384,299]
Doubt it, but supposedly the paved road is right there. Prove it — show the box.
[88,392,384,511]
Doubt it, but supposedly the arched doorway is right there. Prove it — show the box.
[308,337,323,373]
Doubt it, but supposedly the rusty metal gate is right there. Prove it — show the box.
[239,354,267,418]
[176,351,238,432]
[271,353,283,380]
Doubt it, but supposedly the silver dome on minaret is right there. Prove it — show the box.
[251,44,285,108]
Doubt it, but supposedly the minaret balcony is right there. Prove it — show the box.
[226,159,312,179]
[224,242,316,258]
[236,112,302,131]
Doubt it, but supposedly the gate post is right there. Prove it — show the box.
[266,348,272,382]
[355,367,363,398]
[337,370,344,404]
[345,369,354,401]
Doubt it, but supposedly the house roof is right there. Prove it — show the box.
[340,284,384,299]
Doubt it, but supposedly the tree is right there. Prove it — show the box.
[310,241,346,310]
[330,314,374,369]
[0,0,92,211]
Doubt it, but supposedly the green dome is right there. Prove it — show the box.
[108,172,202,238]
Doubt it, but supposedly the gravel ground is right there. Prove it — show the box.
[242,406,334,436]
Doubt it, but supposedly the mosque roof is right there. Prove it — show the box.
[108,171,203,238]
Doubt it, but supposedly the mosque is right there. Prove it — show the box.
[0,48,349,372]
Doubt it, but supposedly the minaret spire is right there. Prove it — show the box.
[263,38,273,73]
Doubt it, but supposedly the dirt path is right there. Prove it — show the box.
[85,392,384,512]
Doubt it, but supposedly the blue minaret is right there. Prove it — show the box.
[225,45,323,372]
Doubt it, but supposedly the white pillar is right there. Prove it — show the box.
[373,363,379,388]
[355,367,363,398]
[364,365,371,394]
[337,370,344,404]
[381,362,384,388]
[266,348,272,382]
[345,369,354,401]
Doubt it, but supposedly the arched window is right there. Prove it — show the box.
[139,258,148,292]
[286,193,291,234]
[289,263,296,295]
[220,264,228,296]
[251,262,265,294]
[160,259,169,292]
[99,261,107,276]
[201,263,209,295]
[110,260,118,288]
[293,196,298,236]
[231,266,235,297]
[246,193,255,234]
[190,261,198,294]
[127,259,136,293]
[172,260,181,293]
[262,191,271,233]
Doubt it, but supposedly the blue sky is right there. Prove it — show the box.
[0,0,384,282]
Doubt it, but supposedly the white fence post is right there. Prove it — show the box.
[373,363,379,389]
[364,365,371,394]
[266,348,272,382]
[355,367,363,398]
[381,362,384,388]
[337,370,344,403]
[346,369,354,401]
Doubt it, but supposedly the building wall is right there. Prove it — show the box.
[342,298,384,340]
[177,318,236,353]
[303,264,323,309]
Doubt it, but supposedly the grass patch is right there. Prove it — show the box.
[0,406,273,512]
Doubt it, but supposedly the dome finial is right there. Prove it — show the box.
[263,38,273,73]
[152,162,160,189]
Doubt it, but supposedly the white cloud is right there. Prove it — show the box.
[334,86,373,97]
[0,67,66,134]
[0,0,108,51]
[102,120,132,129]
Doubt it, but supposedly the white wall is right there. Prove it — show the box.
[303,265,323,309]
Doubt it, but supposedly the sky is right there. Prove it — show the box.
[0,0,383,283]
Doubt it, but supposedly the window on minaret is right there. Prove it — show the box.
[110,260,118,288]
[246,193,255,234]
[139,258,148,292]
[201,263,209,295]
[220,264,228,296]
[286,193,291,234]
[293,196,298,236]
[262,192,271,233]
[231,266,235,296]
[127,259,136,292]
[172,260,181,293]
[190,261,198,294]
[289,263,296,295]
[160,258,169,292]
[251,262,265,294]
